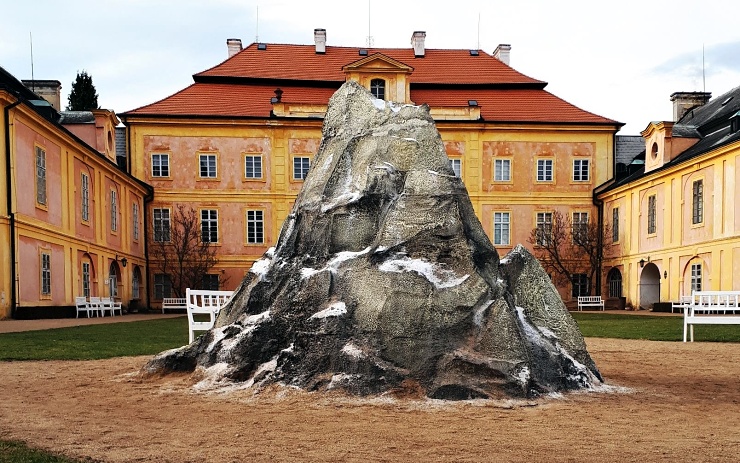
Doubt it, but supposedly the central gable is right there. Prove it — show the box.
[343,53,414,103]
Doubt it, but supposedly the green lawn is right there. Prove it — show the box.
[0,440,96,463]
[571,312,740,342]
[0,317,188,361]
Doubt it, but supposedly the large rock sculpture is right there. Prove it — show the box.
[146,81,602,399]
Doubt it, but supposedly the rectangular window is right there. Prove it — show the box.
[690,263,702,292]
[692,179,704,224]
[154,274,172,300]
[647,195,656,234]
[133,203,140,240]
[536,212,553,246]
[571,274,589,297]
[494,159,511,182]
[82,262,91,298]
[493,212,510,245]
[36,147,47,205]
[245,155,263,179]
[153,208,171,242]
[537,159,553,182]
[202,274,220,291]
[199,154,217,178]
[201,210,218,243]
[573,159,590,182]
[110,190,118,232]
[81,173,90,222]
[41,252,51,296]
[132,272,140,299]
[293,157,310,180]
[612,207,619,243]
[449,159,462,177]
[572,212,589,242]
[151,154,169,177]
[247,210,264,244]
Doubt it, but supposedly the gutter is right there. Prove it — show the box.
[4,98,22,317]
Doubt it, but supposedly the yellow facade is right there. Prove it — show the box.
[600,121,740,309]
[1,76,151,318]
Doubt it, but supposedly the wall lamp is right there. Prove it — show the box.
[115,255,128,268]
[663,270,668,279]
[639,256,651,268]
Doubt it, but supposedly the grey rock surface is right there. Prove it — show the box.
[145,81,602,399]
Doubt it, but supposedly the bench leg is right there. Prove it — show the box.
[683,320,687,342]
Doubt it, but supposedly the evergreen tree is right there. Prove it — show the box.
[66,70,99,110]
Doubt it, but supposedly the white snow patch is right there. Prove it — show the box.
[402,137,418,142]
[327,247,371,270]
[310,301,347,319]
[249,254,273,279]
[328,373,361,389]
[515,366,531,386]
[244,310,271,325]
[537,326,558,339]
[379,256,469,289]
[321,191,361,213]
[474,300,495,326]
[341,342,366,359]
[372,98,386,110]
[427,169,456,178]
[281,343,295,354]
[243,357,279,388]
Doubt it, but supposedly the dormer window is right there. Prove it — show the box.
[731,110,740,133]
[650,142,659,160]
[370,79,385,100]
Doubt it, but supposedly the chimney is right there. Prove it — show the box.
[314,28,326,54]
[21,80,62,110]
[493,44,511,66]
[411,31,426,57]
[226,38,243,58]
[670,91,712,121]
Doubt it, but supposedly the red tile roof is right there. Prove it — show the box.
[196,43,544,86]
[122,42,619,126]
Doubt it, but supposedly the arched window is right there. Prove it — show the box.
[607,268,622,298]
[370,79,385,100]
[109,262,119,298]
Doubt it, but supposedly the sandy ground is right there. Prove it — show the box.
[1,336,739,462]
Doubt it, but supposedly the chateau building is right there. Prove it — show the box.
[120,30,621,308]
[598,87,740,309]
[1,67,151,318]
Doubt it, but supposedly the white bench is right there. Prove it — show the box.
[186,289,234,344]
[162,297,187,314]
[577,296,604,311]
[672,295,692,314]
[683,291,740,342]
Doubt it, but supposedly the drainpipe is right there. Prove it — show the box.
[4,99,22,318]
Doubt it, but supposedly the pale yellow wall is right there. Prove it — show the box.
[601,139,740,308]
[0,95,148,317]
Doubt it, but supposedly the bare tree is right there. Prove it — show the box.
[149,205,225,297]
[527,210,609,296]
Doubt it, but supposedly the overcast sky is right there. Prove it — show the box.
[2,0,739,135]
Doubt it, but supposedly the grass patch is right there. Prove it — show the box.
[571,312,740,342]
[0,317,188,361]
[0,439,94,463]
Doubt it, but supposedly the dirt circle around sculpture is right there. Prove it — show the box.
[1,337,739,462]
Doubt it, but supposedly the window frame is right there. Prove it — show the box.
[536,158,554,183]
[571,273,589,297]
[202,274,220,291]
[81,172,90,222]
[151,153,170,178]
[448,158,462,178]
[82,261,91,298]
[293,156,311,181]
[494,158,512,182]
[40,250,52,297]
[244,154,264,180]
[133,202,140,241]
[246,209,265,245]
[647,194,657,235]
[573,158,590,182]
[154,273,172,300]
[612,207,619,243]
[535,212,553,246]
[198,153,218,179]
[370,78,386,100]
[692,179,704,225]
[200,209,219,244]
[690,263,702,292]
[35,146,47,207]
[152,207,171,243]
[110,189,118,232]
[493,211,511,246]
[572,211,589,242]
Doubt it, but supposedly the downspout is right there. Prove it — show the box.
[4,99,22,318]
[593,194,604,297]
